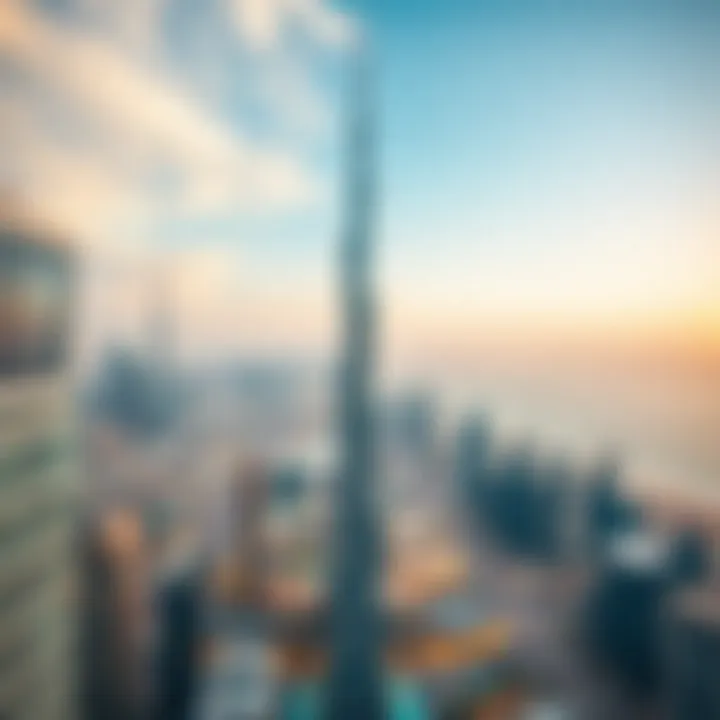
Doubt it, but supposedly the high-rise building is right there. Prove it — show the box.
[386,393,436,461]
[665,587,720,719]
[232,458,268,607]
[155,561,204,720]
[0,201,77,720]
[454,415,491,511]
[586,531,670,699]
[81,510,151,720]
[326,45,386,718]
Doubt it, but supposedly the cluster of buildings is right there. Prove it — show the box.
[455,411,720,718]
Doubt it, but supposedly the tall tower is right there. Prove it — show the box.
[326,47,386,719]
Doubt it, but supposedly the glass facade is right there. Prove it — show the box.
[0,230,73,377]
[0,220,76,720]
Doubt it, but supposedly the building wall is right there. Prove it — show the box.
[0,221,77,720]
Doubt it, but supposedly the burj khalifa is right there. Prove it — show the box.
[325,44,386,720]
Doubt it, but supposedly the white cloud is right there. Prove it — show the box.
[0,0,346,361]
[66,0,168,53]
[288,0,356,47]
[258,55,333,134]
[0,0,322,242]
[231,0,284,50]
[0,93,150,242]
[229,0,355,52]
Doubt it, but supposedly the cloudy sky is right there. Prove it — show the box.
[0,0,354,363]
[2,0,720,368]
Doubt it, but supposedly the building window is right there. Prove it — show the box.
[0,232,73,377]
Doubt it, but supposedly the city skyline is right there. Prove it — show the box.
[3,0,720,500]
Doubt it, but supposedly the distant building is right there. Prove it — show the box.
[665,587,720,719]
[155,561,204,720]
[0,204,77,719]
[232,459,269,607]
[454,415,491,508]
[193,637,276,720]
[386,393,437,460]
[81,510,152,720]
[585,530,671,698]
[669,526,712,589]
[584,456,641,563]
[520,700,572,720]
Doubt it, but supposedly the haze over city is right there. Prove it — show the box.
[2,1,720,719]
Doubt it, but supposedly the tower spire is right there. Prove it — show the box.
[326,43,386,719]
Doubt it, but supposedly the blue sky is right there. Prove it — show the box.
[358,0,720,338]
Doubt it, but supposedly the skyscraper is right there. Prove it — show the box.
[0,200,77,720]
[81,510,151,720]
[326,46,386,719]
[666,588,720,719]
